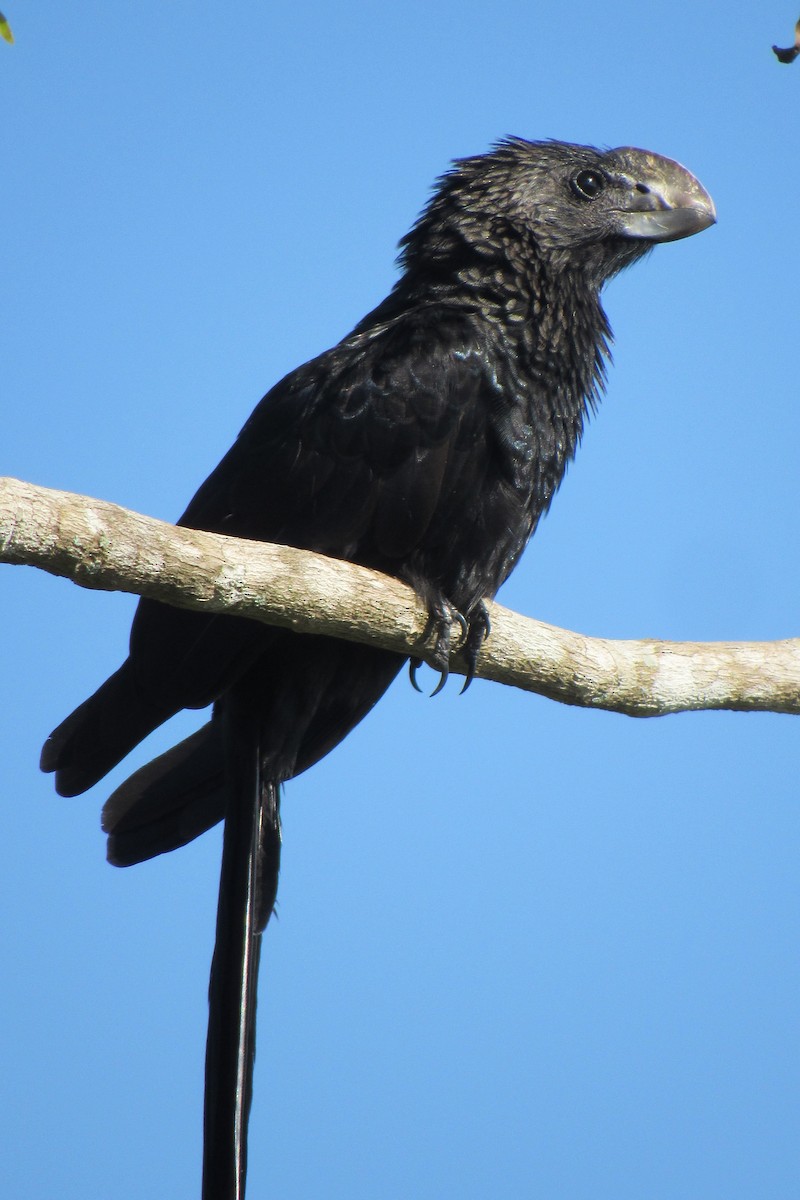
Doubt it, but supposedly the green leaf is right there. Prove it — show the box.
[0,12,13,44]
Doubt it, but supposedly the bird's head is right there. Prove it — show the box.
[401,138,716,290]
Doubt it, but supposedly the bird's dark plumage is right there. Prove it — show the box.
[773,16,800,61]
[40,138,715,1199]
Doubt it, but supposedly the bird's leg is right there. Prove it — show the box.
[409,594,467,696]
[459,603,491,693]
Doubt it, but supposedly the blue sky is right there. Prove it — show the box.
[3,3,800,1197]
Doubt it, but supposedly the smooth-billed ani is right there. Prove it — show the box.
[41,139,715,1199]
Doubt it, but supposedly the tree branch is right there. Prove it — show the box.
[2,474,799,717]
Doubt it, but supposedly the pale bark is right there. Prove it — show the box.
[2,474,799,717]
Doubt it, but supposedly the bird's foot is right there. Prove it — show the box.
[409,595,468,697]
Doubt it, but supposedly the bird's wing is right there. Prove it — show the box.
[127,310,501,708]
[180,315,494,559]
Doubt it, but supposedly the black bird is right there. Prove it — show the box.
[41,139,715,1199]
[773,16,800,61]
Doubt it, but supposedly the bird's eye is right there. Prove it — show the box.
[571,169,605,200]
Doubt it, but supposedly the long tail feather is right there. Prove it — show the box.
[202,699,281,1200]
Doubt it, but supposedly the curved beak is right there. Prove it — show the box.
[612,147,717,244]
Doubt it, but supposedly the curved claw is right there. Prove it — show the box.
[459,604,492,694]
[409,657,449,697]
[452,610,469,646]
[429,667,449,698]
